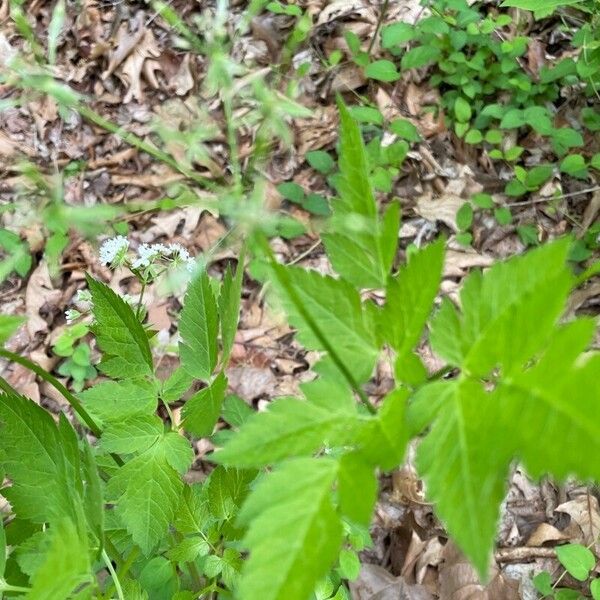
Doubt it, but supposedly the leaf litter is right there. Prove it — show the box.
[0,0,599,597]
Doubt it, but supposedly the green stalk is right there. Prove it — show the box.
[102,549,125,600]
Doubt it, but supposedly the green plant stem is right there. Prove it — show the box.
[77,105,218,191]
[102,549,125,600]
[0,348,102,436]
[260,237,377,415]
[368,0,390,55]
[0,580,32,594]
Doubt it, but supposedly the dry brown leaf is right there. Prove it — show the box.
[439,543,520,600]
[415,193,464,232]
[579,190,600,237]
[444,248,495,278]
[350,563,434,600]
[526,523,569,547]
[101,20,146,79]
[555,494,600,555]
[172,53,194,96]
[116,29,162,103]
[25,261,62,337]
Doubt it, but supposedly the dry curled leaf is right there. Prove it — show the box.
[25,261,62,337]
[555,494,600,556]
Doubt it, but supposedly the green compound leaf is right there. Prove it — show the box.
[100,414,165,455]
[322,99,399,289]
[0,392,84,525]
[182,372,228,438]
[27,519,91,600]
[86,274,153,379]
[213,397,360,468]
[410,240,600,579]
[179,269,219,382]
[236,457,343,600]
[0,314,25,345]
[268,263,379,384]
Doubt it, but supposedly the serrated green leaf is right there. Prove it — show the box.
[213,397,360,468]
[222,394,253,427]
[322,100,398,288]
[115,447,184,555]
[182,372,227,438]
[207,466,255,520]
[268,263,378,383]
[0,393,83,525]
[237,458,343,600]
[179,270,219,381]
[410,240,600,579]
[101,415,164,454]
[161,367,194,402]
[81,438,104,546]
[86,275,153,378]
[220,255,244,365]
[27,519,91,600]
[80,379,157,427]
[382,238,445,356]
[430,239,573,377]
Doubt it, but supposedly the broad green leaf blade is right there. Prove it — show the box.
[207,466,255,521]
[501,0,582,9]
[161,367,194,403]
[179,270,219,381]
[213,397,359,468]
[338,453,377,526]
[383,238,445,355]
[0,393,82,524]
[360,389,409,470]
[268,264,378,384]
[86,274,153,378]
[219,254,244,365]
[0,518,5,578]
[81,439,104,547]
[100,415,164,454]
[0,314,24,345]
[27,519,91,600]
[80,380,157,427]
[322,100,397,288]
[555,544,595,581]
[430,239,573,377]
[182,372,227,438]
[115,448,184,555]
[237,458,343,600]
[409,380,512,577]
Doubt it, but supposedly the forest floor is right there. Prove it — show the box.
[1,0,600,598]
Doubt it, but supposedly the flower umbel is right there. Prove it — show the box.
[99,236,129,267]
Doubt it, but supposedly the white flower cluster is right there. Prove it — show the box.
[132,242,195,272]
[98,236,195,274]
[99,235,129,266]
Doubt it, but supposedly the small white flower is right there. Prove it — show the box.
[99,236,129,266]
[65,309,81,323]
[167,243,191,262]
[132,243,162,269]
[186,257,196,273]
[75,289,92,303]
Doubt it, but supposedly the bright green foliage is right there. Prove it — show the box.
[214,397,361,468]
[556,544,596,581]
[27,519,91,600]
[0,314,24,344]
[0,392,89,526]
[268,263,378,383]
[182,372,228,437]
[87,274,153,378]
[179,270,219,381]
[236,458,343,600]
[322,99,399,289]
[409,240,600,577]
[219,256,244,364]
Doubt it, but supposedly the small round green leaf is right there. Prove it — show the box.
[591,578,600,600]
[454,97,472,123]
[532,571,553,596]
[365,60,400,82]
[390,119,421,142]
[381,22,415,48]
[338,549,361,581]
[456,202,473,231]
[555,544,595,582]
[277,182,305,203]
[560,154,588,179]
[494,206,512,225]
[472,193,493,209]
[401,46,441,70]
[306,151,335,174]
[465,129,483,144]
